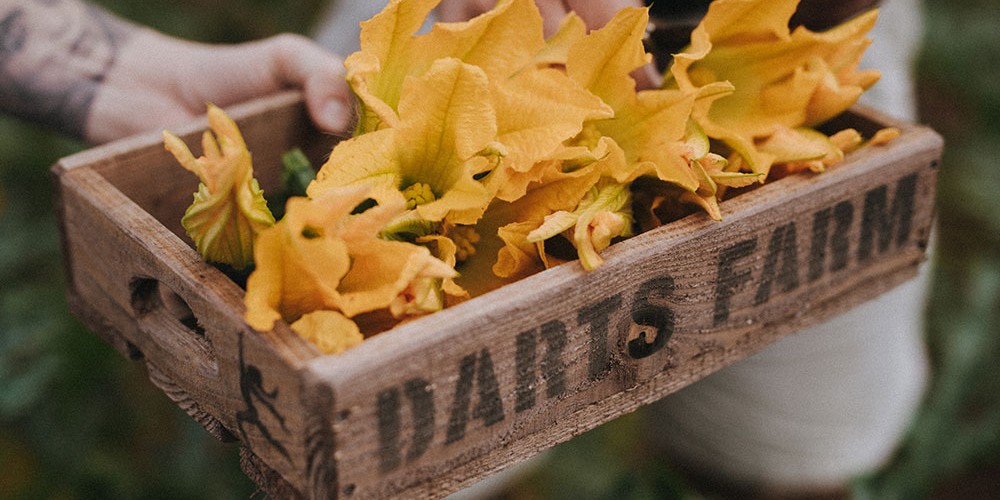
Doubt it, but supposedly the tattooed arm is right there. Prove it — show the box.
[0,0,131,138]
[0,0,352,143]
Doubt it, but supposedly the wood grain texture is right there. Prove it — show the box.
[53,92,326,489]
[52,92,941,499]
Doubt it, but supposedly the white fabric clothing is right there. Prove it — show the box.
[646,0,929,490]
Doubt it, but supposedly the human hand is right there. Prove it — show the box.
[86,30,352,143]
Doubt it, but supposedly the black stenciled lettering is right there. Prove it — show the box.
[403,378,435,461]
[515,320,568,413]
[831,201,854,271]
[628,277,675,359]
[808,201,854,282]
[754,222,800,305]
[446,353,476,444]
[714,238,758,326]
[446,349,505,444]
[376,388,402,473]
[540,320,567,398]
[472,349,504,427]
[376,377,436,472]
[515,330,537,413]
[236,334,291,464]
[809,201,854,281]
[579,295,623,381]
[808,206,832,282]
[859,173,918,262]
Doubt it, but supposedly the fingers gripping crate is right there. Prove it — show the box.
[53,91,942,499]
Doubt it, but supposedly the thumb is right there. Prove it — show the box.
[304,74,353,135]
[269,34,353,134]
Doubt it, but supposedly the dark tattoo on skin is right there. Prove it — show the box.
[0,0,136,137]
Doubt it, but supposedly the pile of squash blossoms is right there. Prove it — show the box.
[163,0,896,354]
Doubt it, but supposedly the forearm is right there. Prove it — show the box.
[0,0,139,137]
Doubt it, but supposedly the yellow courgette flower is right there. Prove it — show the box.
[465,8,725,275]
[464,8,652,276]
[414,230,471,303]
[566,7,734,192]
[243,185,456,339]
[442,150,609,297]
[309,58,496,228]
[666,0,880,177]
[243,188,359,332]
[290,310,363,355]
[486,6,731,269]
[491,165,603,279]
[484,65,613,202]
[163,104,274,269]
[346,0,611,204]
[347,0,546,133]
[527,178,634,271]
[676,119,763,219]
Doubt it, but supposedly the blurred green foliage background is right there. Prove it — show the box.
[1,0,998,498]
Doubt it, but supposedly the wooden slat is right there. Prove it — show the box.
[52,92,325,489]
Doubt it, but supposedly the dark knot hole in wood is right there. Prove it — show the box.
[130,277,205,335]
[128,276,219,377]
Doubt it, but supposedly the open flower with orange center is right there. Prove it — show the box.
[309,57,496,230]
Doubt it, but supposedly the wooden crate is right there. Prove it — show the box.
[53,91,941,499]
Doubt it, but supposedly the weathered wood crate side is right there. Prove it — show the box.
[52,92,942,499]
[302,107,942,499]
[52,92,336,491]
